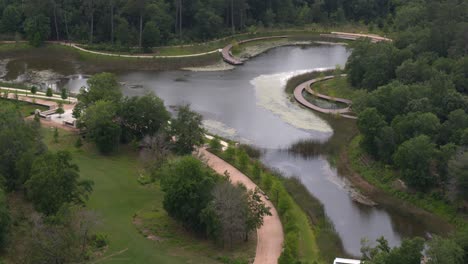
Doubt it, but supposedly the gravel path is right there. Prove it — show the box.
[197,148,284,264]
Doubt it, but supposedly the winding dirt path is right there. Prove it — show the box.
[197,148,284,264]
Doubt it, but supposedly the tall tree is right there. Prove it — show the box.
[25,151,93,215]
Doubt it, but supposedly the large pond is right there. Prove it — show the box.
[0,44,449,256]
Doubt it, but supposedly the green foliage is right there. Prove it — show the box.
[25,151,93,215]
[75,73,122,115]
[119,93,170,141]
[346,39,408,91]
[30,86,37,94]
[24,14,50,47]
[142,21,160,50]
[80,100,121,154]
[0,102,43,190]
[0,188,10,250]
[61,88,68,100]
[160,156,217,233]
[170,105,205,154]
[427,236,464,264]
[237,150,249,172]
[75,137,83,148]
[208,137,222,153]
[53,127,59,143]
[46,88,53,97]
[1,5,21,33]
[394,135,438,190]
[90,233,109,249]
[361,237,425,264]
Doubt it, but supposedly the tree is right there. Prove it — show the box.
[46,87,53,97]
[210,181,247,248]
[427,236,464,264]
[25,151,93,215]
[53,127,59,143]
[160,156,218,233]
[0,103,43,190]
[119,93,170,141]
[357,108,387,156]
[56,102,65,118]
[80,100,121,154]
[24,14,51,47]
[1,5,21,33]
[0,189,10,250]
[361,236,425,264]
[74,72,122,118]
[244,187,271,241]
[114,17,131,46]
[27,207,99,263]
[31,86,37,94]
[238,149,249,172]
[170,105,205,154]
[142,21,160,51]
[448,150,468,201]
[393,135,438,190]
[61,88,68,100]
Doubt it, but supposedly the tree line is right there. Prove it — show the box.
[346,0,467,203]
[0,101,104,262]
[0,0,396,48]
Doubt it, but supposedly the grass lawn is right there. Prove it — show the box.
[0,98,48,116]
[311,76,363,101]
[42,127,255,264]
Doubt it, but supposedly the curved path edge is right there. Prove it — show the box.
[196,148,284,264]
[293,74,357,119]
[222,36,288,65]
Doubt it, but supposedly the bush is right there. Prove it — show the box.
[75,138,83,148]
[46,88,53,97]
[90,233,108,249]
[209,137,222,153]
[30,86,37,94]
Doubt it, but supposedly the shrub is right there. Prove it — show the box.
[46,88,53,97]
[91,233,108,249]
[209,137,222,153]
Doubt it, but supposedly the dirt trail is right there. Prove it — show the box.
[197,148,284,264]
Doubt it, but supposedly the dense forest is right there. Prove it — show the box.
[0,0,395,47]
[346,0,467,205]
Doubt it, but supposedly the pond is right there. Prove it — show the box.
[0,44,450,257]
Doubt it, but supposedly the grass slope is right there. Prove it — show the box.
[43,128,252,264]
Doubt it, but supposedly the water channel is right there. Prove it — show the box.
[0,44,449,256]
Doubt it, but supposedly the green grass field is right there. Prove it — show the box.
[43,128,254,264]
[0,98,48,116]
[311,76,362,101]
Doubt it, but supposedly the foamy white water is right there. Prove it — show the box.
[251,68,333,133]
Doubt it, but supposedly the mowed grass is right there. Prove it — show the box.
[311,76,362,101]
[43,128,253,264]
[0,98,48,116]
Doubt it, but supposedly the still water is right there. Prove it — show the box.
[0,44,448,256]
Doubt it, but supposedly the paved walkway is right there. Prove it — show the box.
[221,36,288,65]
[50,41,220,59]
[293,75,357,119]
[0,86,78,103]
[197,148,284,264]
[320,31,392,43]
